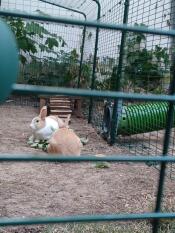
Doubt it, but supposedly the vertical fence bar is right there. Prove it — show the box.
[152,4,175,229]
[78,23,86,88]
[88,0,101,123]
[109,0,130,145]
[152,53,175,233]
[39,0,86,89]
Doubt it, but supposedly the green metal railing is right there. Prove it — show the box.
[0,212,175,227]
[0,9,175,233]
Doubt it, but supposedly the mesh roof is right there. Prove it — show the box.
[38,0,124,21]
[45,0,99,19]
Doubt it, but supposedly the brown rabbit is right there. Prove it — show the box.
[47,128,82,156]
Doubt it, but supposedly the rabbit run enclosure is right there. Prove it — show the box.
[0,0,175,233]
[1,0,175,162]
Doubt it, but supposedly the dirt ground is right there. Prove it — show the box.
[0,104,175,233]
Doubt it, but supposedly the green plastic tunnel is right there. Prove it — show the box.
[103,102,174,136]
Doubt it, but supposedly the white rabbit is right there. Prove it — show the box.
[30,106,70,141]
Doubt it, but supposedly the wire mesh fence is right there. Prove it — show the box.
[0,2,175,232]
[1,0,175,178]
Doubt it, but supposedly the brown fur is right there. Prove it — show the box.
[47,128,82,156]
[39,106,47,120]
[48,116,66,128]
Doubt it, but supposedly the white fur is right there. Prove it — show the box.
[30,119,37,130]
[34,117,59,140]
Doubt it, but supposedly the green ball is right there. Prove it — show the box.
[0,19,19,103]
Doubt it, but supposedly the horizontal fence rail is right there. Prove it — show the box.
[0,212,175,227]
[0,10,175,37]
[0,155,175,163]
[12,84,175,102]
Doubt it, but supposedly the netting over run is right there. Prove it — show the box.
[0,0,175,177]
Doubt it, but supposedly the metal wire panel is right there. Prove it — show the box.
[0,3,175,233]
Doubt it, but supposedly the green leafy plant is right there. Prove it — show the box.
[27,136,48,151]
[6,17,66,64]
[79,62,92,88]
[95,24,170,93]
[6,17,91,87]
[22,49,91,88]
[123,23,170,92]
[93,56,117,91]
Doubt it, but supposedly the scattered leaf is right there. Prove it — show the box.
[94,162,111,169]
[80,137,89,145]
[30,143,39,148]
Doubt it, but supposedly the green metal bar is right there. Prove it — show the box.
[88,0,101,123]
[39,0,86,19]
[110,0,130,145]
[0,10,175,37]
[39,0,87,89]
[0,19,19,103]
[0,212,175,227]
[0,155,175,162]
[78,25,86,88]
[152,57,175,233]
[12,84,175,102]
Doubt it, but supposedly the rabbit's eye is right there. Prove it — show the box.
[36,120,39,123]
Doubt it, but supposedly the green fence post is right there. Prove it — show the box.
[39,0,86,89]
[152,54,175,233]
[0,19,19,103]
[152,3,175,231]
[88,0,101,123]
[78,22,86,88]
[109,0,130,145]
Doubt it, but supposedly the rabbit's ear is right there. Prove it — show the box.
[64,114,71,127]
[39,106,47,120]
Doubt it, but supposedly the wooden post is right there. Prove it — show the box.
[73,98,83,118]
